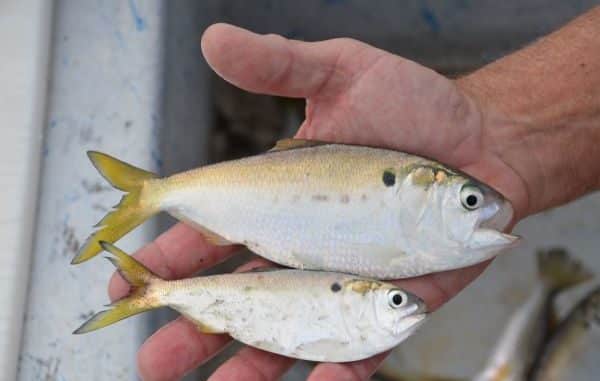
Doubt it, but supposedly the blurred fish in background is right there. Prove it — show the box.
[473,248,592,381]
[374,370,465,381]
[530,287,600,381]
[376,248,599,381]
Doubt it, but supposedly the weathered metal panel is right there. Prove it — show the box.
[18,1,166,379]
[0,1,52,380]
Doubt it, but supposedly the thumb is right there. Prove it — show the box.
[200,23,359,98]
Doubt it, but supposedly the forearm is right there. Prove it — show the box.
[458,6,600,217]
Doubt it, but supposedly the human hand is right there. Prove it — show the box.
[107,21,571,381]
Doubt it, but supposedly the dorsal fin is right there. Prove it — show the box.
[269,138,330,152]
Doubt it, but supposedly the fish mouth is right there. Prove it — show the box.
[471,199,520,247]
[393,312,428,337]
[469,228,521,250]
[412,296,428,315]
[479,199,514,231]
[392,300,428,337]
[415,301,428,315]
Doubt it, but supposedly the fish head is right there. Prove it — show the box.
[396,163,519,263]
[441,178,519,255]
[333,280,427,357]
[371,285,428,338]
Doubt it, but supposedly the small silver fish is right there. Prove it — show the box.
[73,140,517,279]
[473,248,592,381]
[74,242,428,362]
[531,286,600,381]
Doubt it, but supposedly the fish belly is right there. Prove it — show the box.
[163,185,409,277]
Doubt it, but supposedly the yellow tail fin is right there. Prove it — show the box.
[537,248,593,290]
[72,152,160,264]
[73,242,164,334]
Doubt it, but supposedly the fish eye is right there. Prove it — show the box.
[387,289,407,308]
[460,185,484,210]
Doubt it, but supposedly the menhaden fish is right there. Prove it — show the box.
[531,287,600,381]
[74,242,428,362]
[73,140,518,278]
[473,248,592,381]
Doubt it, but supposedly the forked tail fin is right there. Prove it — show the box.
[73,242,164,334]
[537,248,593,291]
[72,151,160,264]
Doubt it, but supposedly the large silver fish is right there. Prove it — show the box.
[73,140,518,278]
[74,242,428,362]
[531,286,600,381]
[473,248,592,381]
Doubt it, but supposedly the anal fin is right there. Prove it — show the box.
[176,218,233,246]
[196,225,233,246]
[196,321,225,334]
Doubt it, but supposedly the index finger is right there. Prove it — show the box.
[108,222,240,301]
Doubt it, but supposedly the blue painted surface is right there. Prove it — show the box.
[420,5,441,34]
[127,0,146,31]
[124,78,142,101]
[18,1,164,379]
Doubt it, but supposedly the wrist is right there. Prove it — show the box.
[455,11,600,218]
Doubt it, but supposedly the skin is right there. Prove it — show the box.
[107,6,600,381]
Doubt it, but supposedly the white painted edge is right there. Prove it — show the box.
[0,0,53,378]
